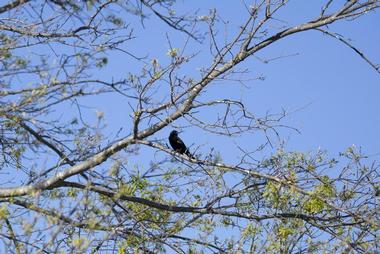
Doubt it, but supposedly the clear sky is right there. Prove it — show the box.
[76,0,380,164]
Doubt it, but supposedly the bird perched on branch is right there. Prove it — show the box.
[169,130,193,158]
[169,130,215,180]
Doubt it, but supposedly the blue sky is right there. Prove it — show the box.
[78,1,380,165]
[12,0,376,179]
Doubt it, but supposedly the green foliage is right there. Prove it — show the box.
[263,181,280,206]
[303,178,336,214]
[118,175,148,196]
[47,189,65,199]
[315,182,335,198]
[262,181,298,210]
[241,223,259,239]
[277,224,296,239]
[15,57,27,67]
[72,237,90,252]
[304,197,324,214]
[67,188,78,198]
[10,146,25,169]
[0,48,11,59]
[117,243,127,254]
[0,204,9,220]
[221,217,232,226]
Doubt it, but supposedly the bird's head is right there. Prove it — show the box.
[170,130,179,137]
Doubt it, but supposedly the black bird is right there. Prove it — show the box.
[169,130,193,158]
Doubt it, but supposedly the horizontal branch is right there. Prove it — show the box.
[0,0,30,14]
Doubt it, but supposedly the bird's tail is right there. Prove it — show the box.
[185,149,194,159]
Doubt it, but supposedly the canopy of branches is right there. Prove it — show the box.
[0,0,379,253]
